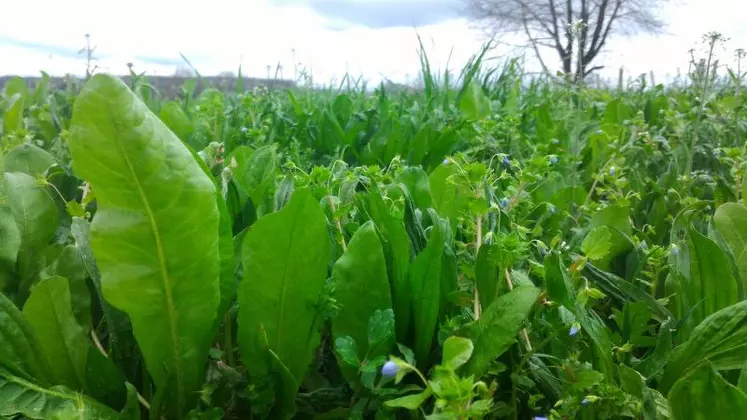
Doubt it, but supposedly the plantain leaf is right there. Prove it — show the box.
[233,145,276,214]
[159,101,194,144]
[684,227,739,326]
[238,187,330,406]
[660,300,747,393]
[410,220,445,369]
[70,217,141,385]
[213,194,236,333]
[0,206,21,267]
[464,286,540,376]
[67,74,221,417]
[667,360,747,420]
[3,94,24,133]
[41,245,92,330]
[4,172,58,301]
[3,143,56,177]
[22,276,126,409]
[331,221,394,387]
[0,291,53,385]
[363,189,411,343]
[713,202,747,290]
[0,370,120,419]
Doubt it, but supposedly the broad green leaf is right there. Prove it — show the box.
[159,101,194,143]
[618,365,658,420]
[384,388,432,410]
[395,167,432,211]
[0,291,53,385]
[429,163,469,233]
[713,202,747,289]
[683,227,739,326]
[332,221,394,386]
[69,217,140,384]
[475,243,501,310]
[410,220,445,368]
[441,336,474,370]
[3,143,56,176]
[41,245,92,330]
[464,286,540,376]
[234,145,276,213]
[0,207,21,266]
[0,370,119,419]
[67,74,221,417]
[363,190,411,343]
[458,81,490,120]
[3,76,28,100]
[22,276,126,408]
[238,187,330,389]
[668,361,747,420]
[660,300,747,393]
[3,93,24,133]
[5,172,58,299]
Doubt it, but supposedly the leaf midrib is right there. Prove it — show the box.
[107,109,184,413]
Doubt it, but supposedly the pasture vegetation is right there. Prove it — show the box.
[1,38,747,420]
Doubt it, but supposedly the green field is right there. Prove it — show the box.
[1,47,747,420]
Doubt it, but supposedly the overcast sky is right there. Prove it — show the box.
[1,0,746,85]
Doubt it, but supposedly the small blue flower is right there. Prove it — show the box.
[502,156,510,165]
[569,323,580,336]
[671,244,680,256]
[581,398,590,406]
[539,247,547,257]
[704,174,712,182]
[609,166,616,176]
[550,156,558,165]
[381,360,399,378]
[443,158,450,165]
[551,138,560,145]
[240,126,248,133]
[533,417,549,420]
[499,198,509,209]
[640,241,649,251]
[547,204,556,214]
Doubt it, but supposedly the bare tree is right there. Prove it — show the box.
[465,0,669,81]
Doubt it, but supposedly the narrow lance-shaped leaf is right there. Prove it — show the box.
[331,221,394,387]
[67,74,221,417]
[364,190,411,343]
[410,219,445,369]
[22,276,126,409]
[685,227,739,326]
[464,286,540,376]
[0,291,53,385]
[238,187,330,417]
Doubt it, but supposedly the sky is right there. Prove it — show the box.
[1,0,747,86]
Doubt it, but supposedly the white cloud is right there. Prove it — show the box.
[1,0,746,85]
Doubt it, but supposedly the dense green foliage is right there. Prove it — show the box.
[2,45,747,419]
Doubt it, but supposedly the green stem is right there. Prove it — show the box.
[224,313,236,367]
